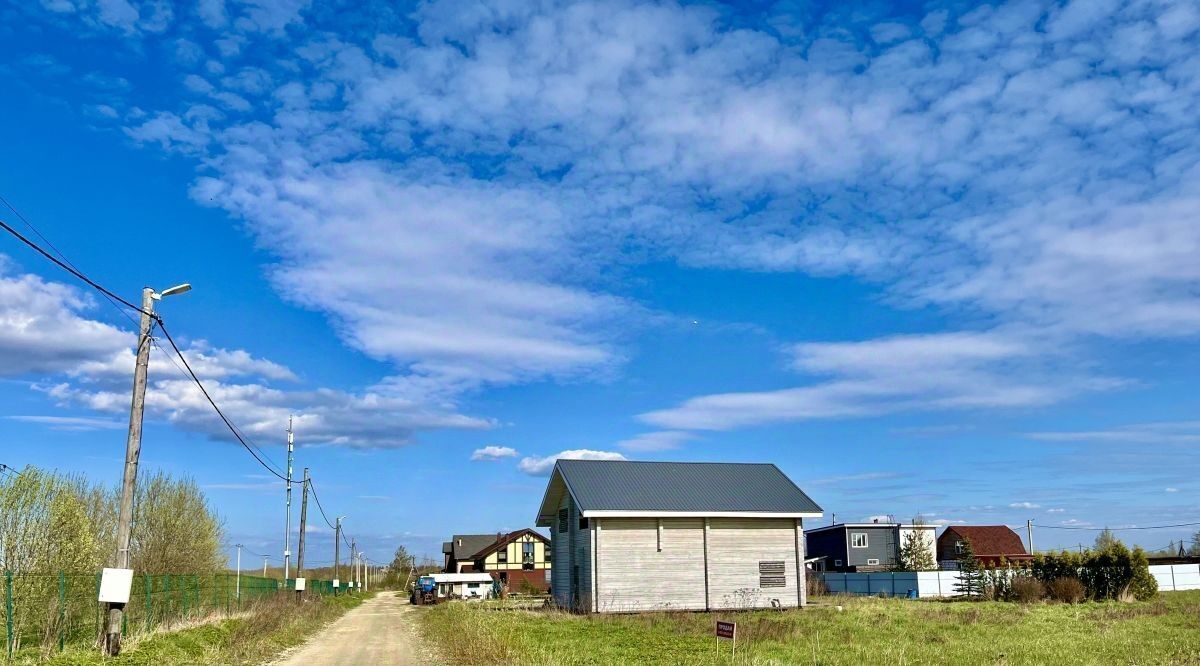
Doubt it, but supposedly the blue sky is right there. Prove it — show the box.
[2,0,1199,564]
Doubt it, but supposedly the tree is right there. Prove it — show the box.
[898,524,936,571]
[384,545,414,588]
[954,538,985,599]
[1189,530,1200,557]
[1094,528,1119,551]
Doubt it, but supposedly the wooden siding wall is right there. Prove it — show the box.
[594,518,707,612]
[551,494,571,607]
[706,518,801,609]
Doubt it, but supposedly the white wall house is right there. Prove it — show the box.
[535,460,823,613]
[427,573,495,600]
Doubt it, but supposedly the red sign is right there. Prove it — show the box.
[716,621,736,640]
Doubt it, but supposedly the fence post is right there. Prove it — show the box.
[6,571,14,661]
[58,572,65,651]
[144,575,152,631]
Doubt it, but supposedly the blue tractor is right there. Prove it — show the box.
[411,575,437,605]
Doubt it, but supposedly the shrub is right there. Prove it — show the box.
[1010,576,1044,603]
[1128,547,1158,601]
[1047,577,1085,604]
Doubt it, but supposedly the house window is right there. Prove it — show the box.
[867,558,880,566]
[759,561,786,588]
[579,517,589,530]
[955,541,965,555]
[851,533,869,548]
[545,549,552,564]
[497,547,508,564]
[558,509,569,532]
[834,559,843,567]
[523,541,535,563]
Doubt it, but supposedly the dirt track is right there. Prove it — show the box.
[270,591,440,666]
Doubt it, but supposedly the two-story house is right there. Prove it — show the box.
[441,529,552,592]
[805,521,937,572]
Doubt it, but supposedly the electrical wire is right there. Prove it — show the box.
[0,197,140,328]
[1037,521,1200,531]
[157,320,289,482]
[305,478,338,530]
[0,216,153,320]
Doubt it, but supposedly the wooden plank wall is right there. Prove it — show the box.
[706,517,801,609]
[594,518,707,612]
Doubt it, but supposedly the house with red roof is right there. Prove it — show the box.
[936,525,1032,568]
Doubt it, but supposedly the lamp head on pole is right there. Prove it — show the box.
[152,283,192,300]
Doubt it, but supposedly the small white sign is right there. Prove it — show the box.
[332,579,340,588]
[98,568,134,604]
[295,577,306,591]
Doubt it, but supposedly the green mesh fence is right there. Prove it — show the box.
[2,571,341,658]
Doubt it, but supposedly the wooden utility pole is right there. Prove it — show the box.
[297,468,310,578]
[105,288,155,656]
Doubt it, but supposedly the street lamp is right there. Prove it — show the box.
[105,282,191,656]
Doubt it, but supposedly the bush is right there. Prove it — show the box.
[1010,576,1044,603]
[1128,548,1158,601]
[1047,577,1085,604]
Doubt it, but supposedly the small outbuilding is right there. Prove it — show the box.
[427,572,496,600]
[534,459,823,613]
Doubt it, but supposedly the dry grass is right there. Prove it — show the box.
[418,591,1200,665]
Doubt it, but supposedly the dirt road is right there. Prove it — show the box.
[270,591,440,666]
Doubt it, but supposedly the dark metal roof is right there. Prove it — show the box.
[554,460,822,514]
[448,534,503,560]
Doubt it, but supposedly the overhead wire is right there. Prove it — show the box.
[1,205,364,551]
[1037,521,1200,531]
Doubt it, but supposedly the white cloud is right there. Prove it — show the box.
[7,415,125,431]
[930,518,967,526]
[1165,487,1179,493]
[0,264,488,448]
[807,472,901,485]
[640,331,1107,430]
[27,0,1200,437]
[1027,422,1200,445]
[1046,508,1066,513]
[0,263,132,376]
[470,445,518,461]
[616,431,693,452]
[1009,502,1041,509]
[517,449,626,476]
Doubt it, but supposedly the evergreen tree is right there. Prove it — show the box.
[954,538,985,599]
[899,527,936,571]
[1094,528,1119,551]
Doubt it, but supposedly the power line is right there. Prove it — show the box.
[0,216,153,320]
[1038,521,1200,531]
[305,478,338,530]
[157,321,289,482]
[0,197,140,328]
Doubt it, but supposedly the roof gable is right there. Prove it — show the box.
[537,460,821,524]
[470,528,550,560]
[448,534,503,560]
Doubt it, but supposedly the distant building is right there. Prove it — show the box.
[805,521,937,572]
[937,526,1032,568]
[441,529,552,591]
[535,459,823,613]
[426,572,496,600]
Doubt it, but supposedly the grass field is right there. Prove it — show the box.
[419,592,1200,665]
[10,591,371,665]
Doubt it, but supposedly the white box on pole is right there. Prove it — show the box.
[332,579,340,588]
[295,577,306,591]
[98,568,134,604]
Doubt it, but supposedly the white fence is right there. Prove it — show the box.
[1149,564,1200,591]
[818,564,1200,598]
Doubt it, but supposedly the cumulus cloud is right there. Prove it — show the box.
[517,449,626,476]
[0,263,488,447]
[470,445,518,461]
[23,0,1200,438]
[1009,502,1041,509]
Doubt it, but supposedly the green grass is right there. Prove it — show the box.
[10,591,373,665]
[418,592,1200,665]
